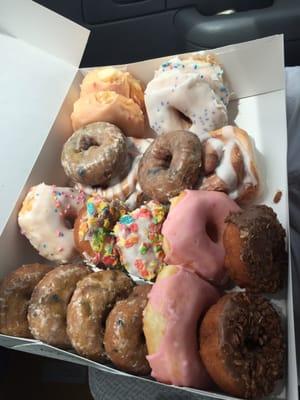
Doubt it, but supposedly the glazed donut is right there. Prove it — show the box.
[114,201,168,280]
[224,205,287,293]
[143,265,220,388]
[104,285,151,374]
[28,264,91,347]
[71,91,145,138]
[75,137,153,210]
[199,126,260,204]
[18,184,86,263]
[138,131,202,203]
[67,270,134,361]
[61,122,130,186]
[200,292,284,399]
[80,67,144,109]
[145,54,229,140]
[162,190,240,284]
[0,264,52,338]
[74,196,127,267]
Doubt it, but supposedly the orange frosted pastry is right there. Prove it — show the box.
[80,67,144,109]
[71,91,145,138]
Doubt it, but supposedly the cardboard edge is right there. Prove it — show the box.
[0,0,90,67]
[80,35,284,100]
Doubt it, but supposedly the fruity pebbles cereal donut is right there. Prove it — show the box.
[74,196,127,267]
[114,201,168,280]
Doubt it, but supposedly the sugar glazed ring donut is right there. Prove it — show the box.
[200,292,284,399]
[162,190,240,284]
[145,54,229,140]
[114,201,168,280]
[28,264,91,348]
[18,184,86,263]
[0,264,52,338]
[71,91,145,138]
[74,196,127,267]
[80,67,145,110]
[199,126,260,204]
[67,270,134,361]
[138,131,202,203]
[104,285,151,375]
[143,265,220,388]
[224,205,287,293]
[61,122,129,186]
[75,137,153,210]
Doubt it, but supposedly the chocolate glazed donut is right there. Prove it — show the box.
[61,122,129,186]
[138,131,202,203]
[200,292,284,399]
[224,205,287,293]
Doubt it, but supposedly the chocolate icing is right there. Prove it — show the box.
[225,205,287,292]
[221,292,284,399]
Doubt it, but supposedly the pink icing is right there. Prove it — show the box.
[162,190,240,284]
[147,266,220,388]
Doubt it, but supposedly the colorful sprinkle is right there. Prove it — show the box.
[87,202,96,215]
[119,215,134,225]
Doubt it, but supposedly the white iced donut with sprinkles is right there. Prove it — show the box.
[18,183,86,263]
[145,54,230,141]
[114,201,168,280]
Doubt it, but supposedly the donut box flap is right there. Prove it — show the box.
[0,15,297,400]
[0,0,90,237]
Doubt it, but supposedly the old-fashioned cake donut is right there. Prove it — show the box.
[104,285,151,374]
[28,264,91,347]
[67,270,134,361]
[0,264,52,338]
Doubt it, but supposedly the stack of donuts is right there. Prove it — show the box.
[0,53,288,400]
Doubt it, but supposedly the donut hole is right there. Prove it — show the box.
[244,337,260,352]
[206,220,219,243]
[162,152,172,169]
[174,109,192,127]
[79,136,99,151]
[153,148,173,169]
[63,213,76,230]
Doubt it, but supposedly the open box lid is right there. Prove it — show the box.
[0,0,90,235]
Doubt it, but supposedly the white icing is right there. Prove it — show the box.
[215,141,237,191]
[207,138,224,158]
[145,56,229,141]
[18,183,86,263]
[202,126,258,200]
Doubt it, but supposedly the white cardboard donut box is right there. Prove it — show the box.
[0,1,298,399]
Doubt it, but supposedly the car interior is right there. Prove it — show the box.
[1,1,300,399]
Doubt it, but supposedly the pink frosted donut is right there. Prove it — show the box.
[143,265,220,388]
[162,190,240,284]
